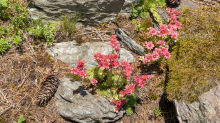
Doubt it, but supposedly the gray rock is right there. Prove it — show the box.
[45,41,135,69]
[115,28,145,56]
[27,0,139,24]
[55,78,125,123]
[174,83,220,123]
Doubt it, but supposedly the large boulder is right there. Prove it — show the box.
[45,41,135,69]
[27,0,139,24]
[174,83,220,123]
[55,78,125,123]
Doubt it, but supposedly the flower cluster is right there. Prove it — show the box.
[110,35,120,52]
[71,60,88,78]
[109,98,127,113]
[143,8,182,64]
[119,83,136,97]
[94,52,120,69]
[121,60,134,79]
[71,35,150,114]
[134,75,150,88]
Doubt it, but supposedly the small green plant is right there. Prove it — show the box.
[156,81,165,87]
[0,0,28,53]
[59,12,81,36]
[131,19,144,31]
[153,107,167,118]
[27,14,58,44]
[14,115,25,123]
[148,93,158,100]
[131,0,165,25]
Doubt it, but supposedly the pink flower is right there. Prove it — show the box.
[71,67,78,74]
[155,48,163,56]
[121,60,129,66]
[175,10,181,16]
[78,70,87,78]
[175,20,182,30]
[142,75,150,81]
[102,60,109,69]
[145,41,155,50]
[114,44,120,52]
[149,27,157,36]
[170,14,177,23]
[161,47,168,53]
[138,81,145,88]
[111,61,120,67]
[152,52,160,61]
[124,65,134,74]
[134,76,143,84]
[170,31,179,39]
[166,8,176,15]
[124,72,131,79]
[159,24,167,30]
[168,27,177,35]
[112,99,127,113]
[119,90,125,97]
[90,78,98,84]
[160,29,168,37]
[157,40,166,46]
[77,60,85,70]
[144,53,153,63]
[94,52,103,61]
[125,83,136,94]
[164,52,171,59]
[111,35,117,39]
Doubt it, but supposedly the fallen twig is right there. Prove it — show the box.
[0,89,9,104]
[0,105,14,116]
[94,28,104,42]
[18,73,30,89]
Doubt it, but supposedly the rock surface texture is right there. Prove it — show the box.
[27,0,139,24]
[115,28,145,56]
[45,41,135,69]
[174,83,220,123]
[55,78,125,123]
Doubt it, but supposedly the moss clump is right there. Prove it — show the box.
[156,81,165,88]
[148,93,158,100]
[141,19,153,32]
[166,8,220,103]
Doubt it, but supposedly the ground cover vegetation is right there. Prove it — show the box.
[70,8,182,115]
[166,7,220,103]
[0,0,79,54]
[1,0,219,122]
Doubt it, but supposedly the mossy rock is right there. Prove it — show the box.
[166,8,220,103]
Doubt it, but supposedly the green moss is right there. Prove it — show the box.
[141,19,153,32]
[156,80,165,87]
[148,93,158,100]
[166,8,220,103]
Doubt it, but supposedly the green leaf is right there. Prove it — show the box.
[0,0,9,7]
[132,9,138,17]
[139,0,145,6]
[126,107,133,115]
[18,115,25,123]
[140,12,149,19]
[158,0,166,6]
[131,19,137,24]
[13,35,22,44]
